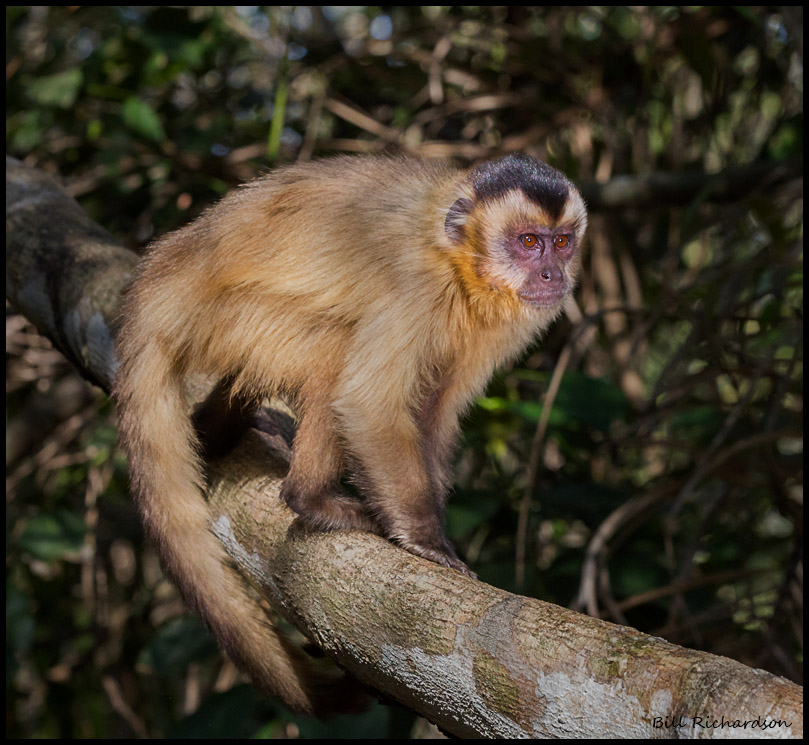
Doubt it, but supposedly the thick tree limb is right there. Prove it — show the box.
[6,157,136,390]
[6,156,802,738]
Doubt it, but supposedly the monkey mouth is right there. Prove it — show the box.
[517,290,566,308]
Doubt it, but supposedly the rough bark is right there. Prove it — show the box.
[6,156,803,738]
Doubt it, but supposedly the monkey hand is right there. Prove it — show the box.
[397,535,477,579]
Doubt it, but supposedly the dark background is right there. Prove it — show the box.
[6,6,802,738]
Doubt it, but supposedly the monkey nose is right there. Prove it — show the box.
[540,266,564,283]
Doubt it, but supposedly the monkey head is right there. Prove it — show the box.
[444,154,588,314]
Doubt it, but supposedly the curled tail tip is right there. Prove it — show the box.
[260,643,371,718]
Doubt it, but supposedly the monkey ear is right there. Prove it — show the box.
[444,197,473,244]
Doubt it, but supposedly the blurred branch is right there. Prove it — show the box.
[516,333,574,590]
[579,157,802,211]
[324,96,402,143]
[6,157,803,738]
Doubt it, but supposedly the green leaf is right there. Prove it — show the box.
[168,685,272,738]
[28,68,83,108]
[668,405,723,441]
[18,510,86,561]
[8,110,48,151]
[6,585,35,655]
[447,489,500,536]
[612,555,668,597]
[555,372,630,432]
[122,96,166,142]
[138,617,217,677]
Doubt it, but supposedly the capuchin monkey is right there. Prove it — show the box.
[113,153,588,716]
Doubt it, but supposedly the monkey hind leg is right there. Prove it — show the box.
[341,413,475,577]
[281,404,380,534]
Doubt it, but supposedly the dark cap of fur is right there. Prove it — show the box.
[472,154,571,220]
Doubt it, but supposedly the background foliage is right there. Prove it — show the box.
[6,6,802,738]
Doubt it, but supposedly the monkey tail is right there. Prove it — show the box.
[113,329,362,718]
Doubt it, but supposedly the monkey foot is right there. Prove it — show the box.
[298,507,383,535]
[282,483,382,534]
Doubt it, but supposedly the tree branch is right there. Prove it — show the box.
[578,157,802,211]
[6,156,802,738]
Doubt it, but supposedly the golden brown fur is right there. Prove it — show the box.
[113,154,587,715]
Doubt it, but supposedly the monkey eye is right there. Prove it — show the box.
[553,235,569,249]
[521,234,539,249]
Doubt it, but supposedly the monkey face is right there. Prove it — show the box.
[509,227,578,308]
[444,171,587,314]
[479,206,584,311]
